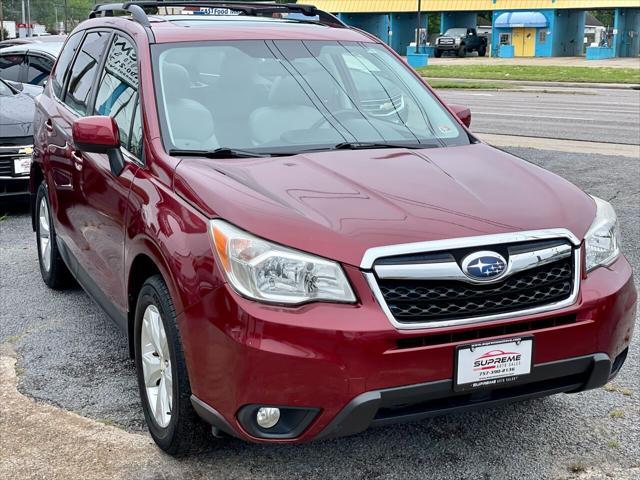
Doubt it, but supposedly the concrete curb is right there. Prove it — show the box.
[477,133,640,158]
[421,77,640,90]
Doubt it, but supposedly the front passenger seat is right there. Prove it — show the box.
[161,63,218,150]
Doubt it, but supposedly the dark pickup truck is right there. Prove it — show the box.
[435,28,488,57]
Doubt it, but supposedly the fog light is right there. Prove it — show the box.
[256,407,280,429]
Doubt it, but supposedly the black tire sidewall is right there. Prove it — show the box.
[35,182,58,286]
[134,280,181,449]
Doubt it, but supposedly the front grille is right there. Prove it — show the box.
[438,38,455,45]
[0,144,32,177]
[0,157,12,176]
[374,238,576,325]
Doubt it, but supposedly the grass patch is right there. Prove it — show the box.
[417,65,640,84]
[609,409,625,419]
[0,214,8,222]
[604,383,633,396]
[427,79,517,90]
[568,462,587,474]
[607,440,620,449]
[97,418,115,426]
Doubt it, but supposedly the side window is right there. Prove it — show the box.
[0,54,25,82]
[51,32,82,98]
[130,102,143,158]
[64,31,110,116]
[94,35,141,156]
[25,55,54,86]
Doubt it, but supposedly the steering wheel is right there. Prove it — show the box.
[310,109,365,130]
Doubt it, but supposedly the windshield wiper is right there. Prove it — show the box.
[169,147,271,158]
[330,142,437,150]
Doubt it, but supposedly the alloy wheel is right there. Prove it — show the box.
[38,196,51,273]
[140,304,173,428]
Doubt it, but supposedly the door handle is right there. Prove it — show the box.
[71,151,84,171]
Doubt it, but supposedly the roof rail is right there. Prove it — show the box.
[89,1,346,28]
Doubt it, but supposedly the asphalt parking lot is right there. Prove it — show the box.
[0,144,638,480]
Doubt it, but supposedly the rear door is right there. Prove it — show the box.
[43,30,111,264]
[72,33,142,316]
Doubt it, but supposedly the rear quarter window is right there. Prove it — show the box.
[51,32,83,98]
[64,31,111,116]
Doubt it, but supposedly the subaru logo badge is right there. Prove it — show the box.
[461,251,508,281]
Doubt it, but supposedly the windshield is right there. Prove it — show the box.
[152,40,470,154]
[444,29,467,36]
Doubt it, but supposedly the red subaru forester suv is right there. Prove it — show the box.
[31,2,636,455]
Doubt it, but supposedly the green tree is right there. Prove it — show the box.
[591,10,615,29]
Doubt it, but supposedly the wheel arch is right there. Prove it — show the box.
[126,244,183,358]
[30,162,44,232]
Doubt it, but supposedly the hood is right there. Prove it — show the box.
[174,143,595,267]
[0,89,37,136]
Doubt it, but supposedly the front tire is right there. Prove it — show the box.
[35,181,73,289]
[457,45,466,57]
[434,48,442,58]
[134,274,209,455]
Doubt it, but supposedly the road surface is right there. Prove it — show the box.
[439,88,640,146]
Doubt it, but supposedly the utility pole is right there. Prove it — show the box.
[0,0,4,41]
[415,0,421,54]
[26,0,30,36]
[64,0,68,33]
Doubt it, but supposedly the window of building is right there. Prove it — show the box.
[539,31,547,44]
[499,33,511,45]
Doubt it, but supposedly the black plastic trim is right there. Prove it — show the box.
[190,395,239,438]
[316,353,612,441]
[56,236,128,332]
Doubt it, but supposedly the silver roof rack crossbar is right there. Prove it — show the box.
[89,1,346,28]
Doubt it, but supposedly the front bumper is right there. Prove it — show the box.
[436,43,459,51]
[0,177,30,197]
[179,254,636,443]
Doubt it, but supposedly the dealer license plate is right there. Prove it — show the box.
[14,157,32,176]
[454,337,533,392]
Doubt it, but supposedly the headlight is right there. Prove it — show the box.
[454,38,461,45]
[210,220,356,305]
[584,196,620,272]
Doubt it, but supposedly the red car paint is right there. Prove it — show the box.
[30,12,636,445]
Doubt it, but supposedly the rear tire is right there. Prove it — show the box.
[478,46,487,57]
[134,274,210,455]
[457,45,466,58]
[434,48,442,58]
[35,181,73,289]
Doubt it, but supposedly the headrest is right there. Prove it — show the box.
[162,62,191,99]
[268,76,313,107]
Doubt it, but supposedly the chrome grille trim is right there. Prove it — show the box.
[362,229,582,330]
[375,243,572,284]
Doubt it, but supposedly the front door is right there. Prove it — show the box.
[512,28,536,57]
[72,33,142,318]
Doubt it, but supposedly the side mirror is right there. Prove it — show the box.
[72,116,125,175]
[448,103,471,128]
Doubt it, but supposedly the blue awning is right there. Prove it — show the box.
[495,12,548,28]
